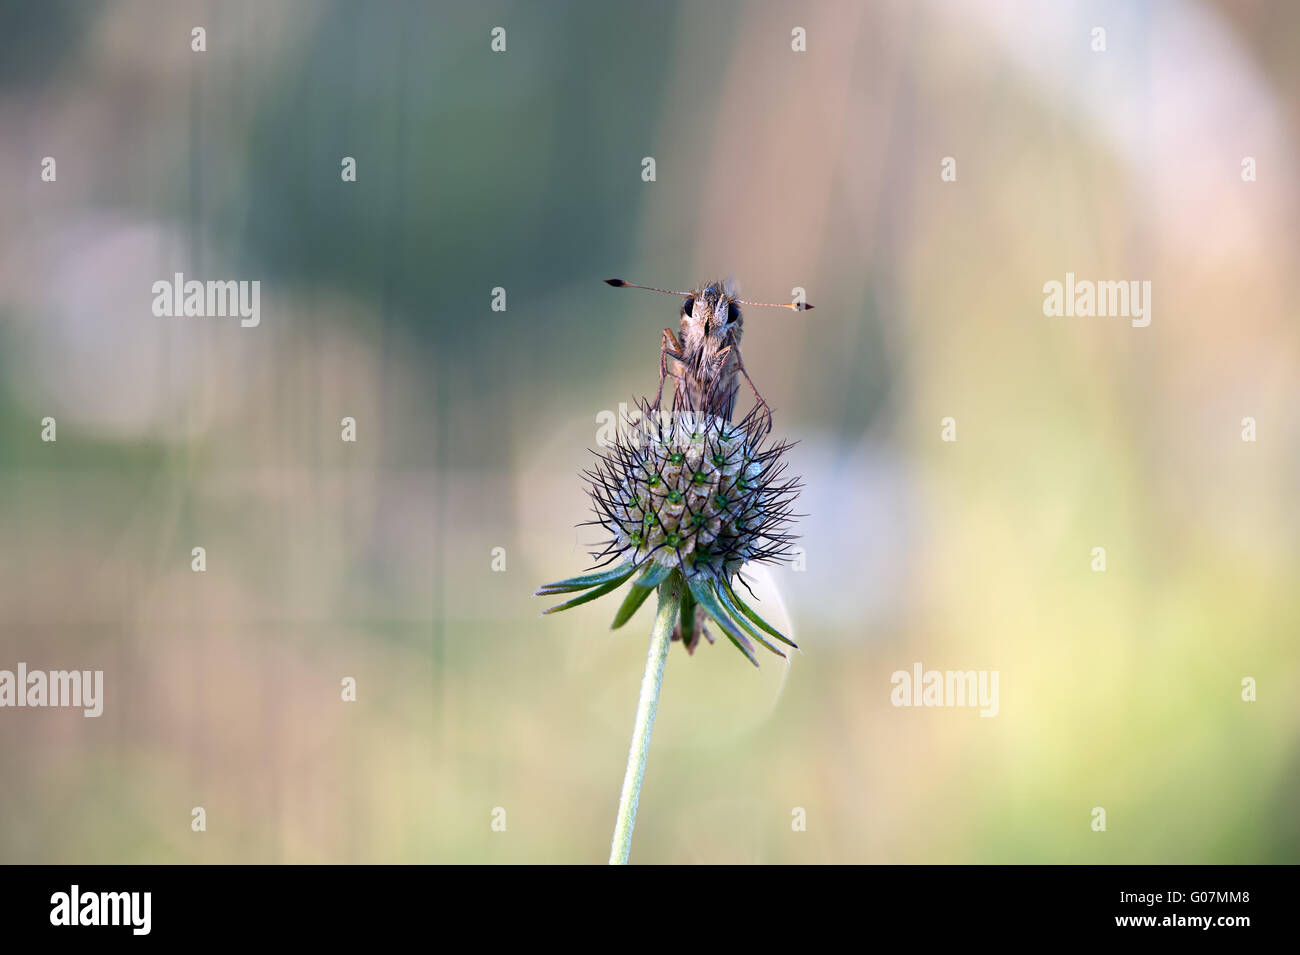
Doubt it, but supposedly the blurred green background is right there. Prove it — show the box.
[0,0,1297,863]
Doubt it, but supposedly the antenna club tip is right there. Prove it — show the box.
[605,278,626,287]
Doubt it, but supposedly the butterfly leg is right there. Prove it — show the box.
[654,327,685,415]
[710,345,770,427]
[729,346,772,429]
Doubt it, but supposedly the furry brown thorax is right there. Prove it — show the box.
[676,279,743,419]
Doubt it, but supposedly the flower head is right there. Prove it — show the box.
[536,402,801,665]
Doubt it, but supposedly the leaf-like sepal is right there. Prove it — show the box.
[721,578,797,649]
[535,562,635,598]
[713,577,789,658]
[541,568,636,615]
[686,575,759,667]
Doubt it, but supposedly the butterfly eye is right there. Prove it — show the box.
[727,302,740,323]
[682,297,695,316]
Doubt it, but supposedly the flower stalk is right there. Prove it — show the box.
[608,573,681,864]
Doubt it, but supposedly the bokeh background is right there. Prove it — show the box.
[0,0,1296,863]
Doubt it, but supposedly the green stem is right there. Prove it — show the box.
[608,572,681,864]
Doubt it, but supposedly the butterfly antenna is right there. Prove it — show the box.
[735,297,815,312]
[605,278,691,298]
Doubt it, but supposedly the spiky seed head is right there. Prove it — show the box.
[587,403,799,581]
[537,402,802,665]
